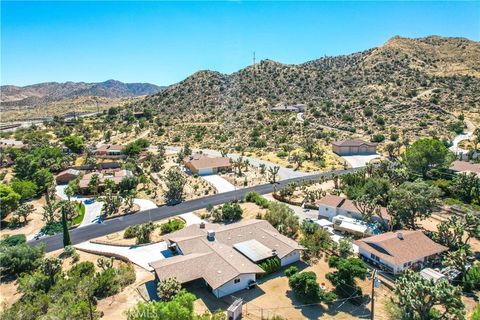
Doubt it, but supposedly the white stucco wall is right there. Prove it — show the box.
[318,205,336,220]
[213,273,256,298]
[280,250,301,266]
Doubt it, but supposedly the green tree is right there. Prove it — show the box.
[88,173,100,196]
[61,203,72,247]
[404,138,452,177]
[11,179,38,200]
[326,256,368,301]
[451,173,480,205]
[157,277,182,302]
[394,270,465,320]
[221,202,243,221]
[0,244,44,276]
[32,168,54,193]
[126,290,196,320]
[14,203,35,224]
[63,136,85,154]
[100,189,122,216]
[288,271,336,303]
[264,202,299,237]
[387,180,442,229]
[164,168,186,205]
[0,184,21,218]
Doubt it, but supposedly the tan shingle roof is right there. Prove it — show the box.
[315,194,345,208]
[151,220,303,289]
[183,154,231,170]
[354,230,448,266]
[450,160,480,174]
[332,139,376,147]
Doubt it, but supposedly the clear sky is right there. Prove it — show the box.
[1,1,479,86]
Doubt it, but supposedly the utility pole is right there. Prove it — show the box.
[370,269,379,320]
[253,51,256,82]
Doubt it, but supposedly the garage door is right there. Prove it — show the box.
[198,168,214,176]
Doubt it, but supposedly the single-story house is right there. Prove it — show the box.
[355,230,448,274]
[271,103,306,113]
[149,219,304,298]
[78,169,133,193]
[94,144,125,157]
[55,169,81,184]
[0,139,25,149]
[450,160,480,176]
[332,139,377,156]
[183,154,232,175]
[316,194,390,225]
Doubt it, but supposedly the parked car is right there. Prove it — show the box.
[84,199,95,205]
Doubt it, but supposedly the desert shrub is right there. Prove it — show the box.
[0,244,44,276]
[221,202,243,222]
[288,271,336,303]
[285,266,298,278]
[117,263,136,287]
[40,222,63,235]
[245,191,270,209]
[259,257,281,275]
[160,219,185,234]
[371,134,385,143]
[276,150,288,158]
[94,268,120,298]
[124,226,138,239]
[464,265,480,292]
[0,234,26,247]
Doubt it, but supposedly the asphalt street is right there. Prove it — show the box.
[28,168,358,252]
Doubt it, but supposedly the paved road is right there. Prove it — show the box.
[29,168,359,252]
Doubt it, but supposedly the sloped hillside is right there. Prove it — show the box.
[135,36,479,140]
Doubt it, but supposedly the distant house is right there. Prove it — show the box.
[78,169,133,193]
[450,160,480,176]
[94,144,125,158]
[183,154,232,175]
[0,139,25,150]
[271,103,306,113]
[316,194,390,225]
[149,219,304,298]
[332,139,377,156]
[355,231,448,274]
[55,169,81,184]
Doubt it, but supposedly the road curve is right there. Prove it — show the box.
[28,168,359,252]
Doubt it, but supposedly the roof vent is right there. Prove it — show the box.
[397,233,404,240]
[199,222,205,229]
[207,230,216,241]
[272,249,278,256]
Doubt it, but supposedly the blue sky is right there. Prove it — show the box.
[2,1,479,86]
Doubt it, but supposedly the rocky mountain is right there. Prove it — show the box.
[1,80,164,107]
[136,36,479,139]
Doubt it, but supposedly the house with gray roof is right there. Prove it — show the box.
[149,219,304,298]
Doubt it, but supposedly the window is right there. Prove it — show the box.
[234,278,240,284]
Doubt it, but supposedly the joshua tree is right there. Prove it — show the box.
[268,166,280,183]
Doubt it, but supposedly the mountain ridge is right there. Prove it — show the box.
[1,79,165,107]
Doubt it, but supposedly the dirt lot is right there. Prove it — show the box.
[1,197,46,240]
[94,217,184,246]
[191,257,393,320]
[219,166,269,188]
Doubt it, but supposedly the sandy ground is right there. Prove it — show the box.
[219,166,269,188]
[1,197,46,240]
[191,257,393,320]
[256,148,343,172]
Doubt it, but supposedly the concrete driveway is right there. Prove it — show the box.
[179,212,203,226]
[75,241,171,271]
[201,174,235,193]
[55,185,104,227]
[341,154,380,168]
[134,199,157,211]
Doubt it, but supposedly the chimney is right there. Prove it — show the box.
[199,222,205,229]
[397,233,404,240]
[207,230,215,241]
